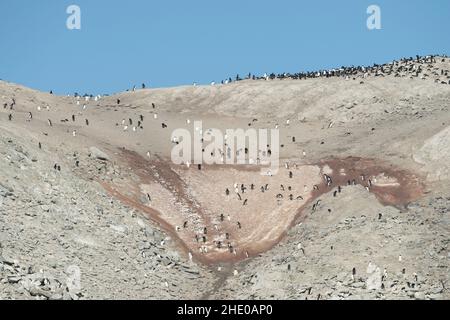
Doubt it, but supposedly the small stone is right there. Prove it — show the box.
[414,292,426,300]
[89,147,110,161]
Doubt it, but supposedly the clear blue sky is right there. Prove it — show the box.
[0,0,449,95]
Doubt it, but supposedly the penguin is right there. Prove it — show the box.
[47,119,53,127]
[28,112,33,120]
[8,114,12,121]
[38,142,42,149]
[72,115,76,122]
[243,199,248,206]
[117,99,121,105]
[225,188,230,196]
[85,119,89,126]
[237,222,242,229]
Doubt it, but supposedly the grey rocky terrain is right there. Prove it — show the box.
[1,55,449,300]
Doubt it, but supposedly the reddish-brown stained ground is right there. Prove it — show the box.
[100,151,424,265]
